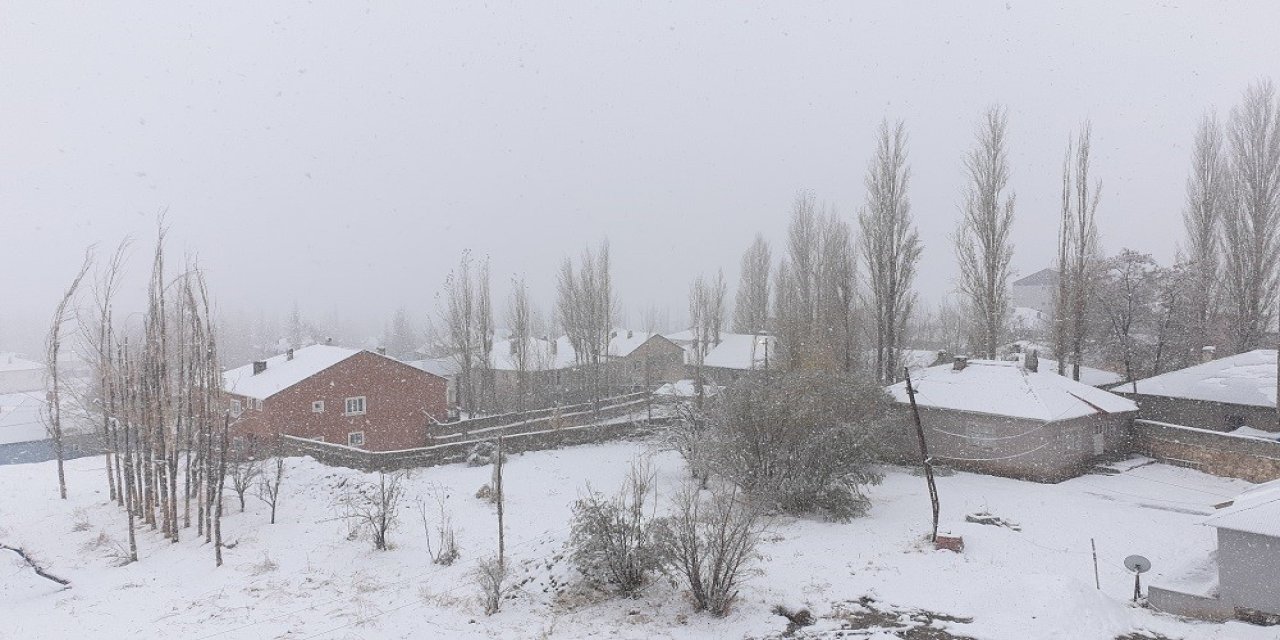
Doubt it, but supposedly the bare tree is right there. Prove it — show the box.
[955,105,1016,359]
[557,241,617,407]
[474,555,510,615]
[1222,80,1280,354]
[338,471,405,551]
[1054,124,1102,381]
[417,488,460,565]
[227,442,262,513]
[45,249,93,499]
[255,438,286,524]
[860,120,922,383]
[1182,114,1229,356]
[1093,250,1158,386]
[732,234,771,334]
[441,251,479,414]
[505,276,534,412]
[474,261,495,411]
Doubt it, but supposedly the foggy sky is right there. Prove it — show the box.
[3,2,1278,351]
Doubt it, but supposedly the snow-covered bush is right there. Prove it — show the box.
[336,471,405,551]
[466,440,504,466]
[566,460,661,595]
[654,484,764,617]
[473,555,510,615]
[705,371,888,521]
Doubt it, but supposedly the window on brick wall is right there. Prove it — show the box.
[312,400,324,413]
[348,431,365,447]
[230,399,243,417]
[344,396,367,416]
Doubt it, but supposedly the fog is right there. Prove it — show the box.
[3,2,1277,356]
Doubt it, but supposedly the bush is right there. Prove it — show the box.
[567,460,661,594]
[654,484,764,616]
[336,471,405,550]
[473,556,510,615]
[705,371,888,521]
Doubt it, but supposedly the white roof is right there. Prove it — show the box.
[887,359,1137,422]
[0,391,47,445]
[607,332,663,358]
[1119,349,1276,408]
[703,333,776,370]
[223,345,359,400]
[0,353,43,373]
[654,379,723,398]
[407,357,462,379]
[1203,479,1280,537]
[1006,352,1124,387]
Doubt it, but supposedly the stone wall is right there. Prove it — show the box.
[1132,419,1280,483]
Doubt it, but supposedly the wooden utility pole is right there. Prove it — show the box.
[903,368,940,542]
[495,434,505,568]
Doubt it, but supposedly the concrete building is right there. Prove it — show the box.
[885,356,1137,482]
[1114,349,1277,434]
[665,331,778,386]
[224,344,448,451]
[1010,268,1058,315]
[1151,479,1280,622]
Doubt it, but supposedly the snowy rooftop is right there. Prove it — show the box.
[0,391,47,446]
[1117,349,1277,408]
[0,353,43,373]
[654,379,723,398]
[1203,478,1280,537]
[1012,267,1059,287]
[223,344,359,400]
[406,357,462,379]
[665,331,777,371]
[1006,352,1124,387]
[887,359,1137,422]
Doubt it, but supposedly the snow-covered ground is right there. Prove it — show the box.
[0,439,1271,639]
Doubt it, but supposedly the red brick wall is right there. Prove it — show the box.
[233,351,447,451]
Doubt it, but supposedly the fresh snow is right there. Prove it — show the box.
[222,344,360,400]
[0,391,47,446]
[0,439,1274,639]
[888,359,1137,422]
[1202,477,1280,537]
[1119,349,1278,408]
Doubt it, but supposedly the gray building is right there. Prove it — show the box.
[885,356,1137,482]
[1010,268,1058,315]
[1114,349,1278,434]
[1151,479,1280,622]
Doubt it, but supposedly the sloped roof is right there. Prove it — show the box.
[887,359,1137,422]
[1203,479,1280,537]
[1013,268,1059,287]
[0,353,43,373]
[1005,352,1123,387]
[703,333,777,370]
[407,357,462,379]
[1117,349,1276,408]
[223,344,359,400]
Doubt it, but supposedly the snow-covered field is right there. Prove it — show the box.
[0,438,1271,639]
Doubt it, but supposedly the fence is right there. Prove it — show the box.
[281,395,667,472]
[432,392,650,435]
[1132,419,1280,483]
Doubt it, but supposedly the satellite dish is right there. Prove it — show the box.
[1124,555,1151,574]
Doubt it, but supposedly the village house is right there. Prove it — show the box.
[1114,348,1278,434]
[1010,267,1058,315]
[223,344,448,451]
[1150,478,1280,623]
[665,330,778,385]
[885,355,1138,482]
[0,353,44,394]
[604,331,686,388]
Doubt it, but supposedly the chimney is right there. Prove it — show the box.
[627,329,633,339]
[252,360,268,375]
[376,346,387,356]
[550,338,558,355]
[286,348,294,361]
[1201,345,1217,363]
[509,339,518,355]
[952,356,968,372]
[1025,350,1039,373]
[325,337,333,345]
[932,350,950,367]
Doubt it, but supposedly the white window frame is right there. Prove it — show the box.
[312,400,325,413]
[344,396,367,416]
[347,431,365,447]
[229,399,243,417]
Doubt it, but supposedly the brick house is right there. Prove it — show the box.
[223,344,448,451]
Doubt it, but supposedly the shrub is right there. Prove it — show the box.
[566,460,661,594]
[706,371,888,521]
[654,484,764,616]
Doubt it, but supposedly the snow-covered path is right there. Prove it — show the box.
[0,440,1267,639]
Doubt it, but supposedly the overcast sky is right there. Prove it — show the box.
[3,2,1278,349]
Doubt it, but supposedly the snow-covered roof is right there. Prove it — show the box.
[606,332,669,358]
[223,345,359,400]
[887,359,1137,422]
[1005,352,1123,388]
[703,333,777,370]
[1117,349,1276,408]
[0,354,43,373]
[1013,268,1059,287]
[654,379,723,398]
[407,357,462,379]
[1203,479,1280,537]
[0,391,47,445]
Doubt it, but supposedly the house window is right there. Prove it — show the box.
[312,400,325,413]
[344,396,367,416]
[347,431,365,447]
[253,398,264,411]
[229,399,243,417]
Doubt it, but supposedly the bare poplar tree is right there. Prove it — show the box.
[1053,125,1102,381]
[860,120,922,383]
[1221,80,1280,354]
[557,241,616,407]
[733,234,772,334]
[45,249,93,499]
[505,276,533,412]
[955,106,1016,359]
[1182,114,1228,356]
[441,252,479,414]
[1053,143,1073,375]
[474,261,495,411]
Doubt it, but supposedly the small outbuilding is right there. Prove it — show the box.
[1114,349,1277,434]
[886,356,1137,482]
[1150,479,1280,623]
